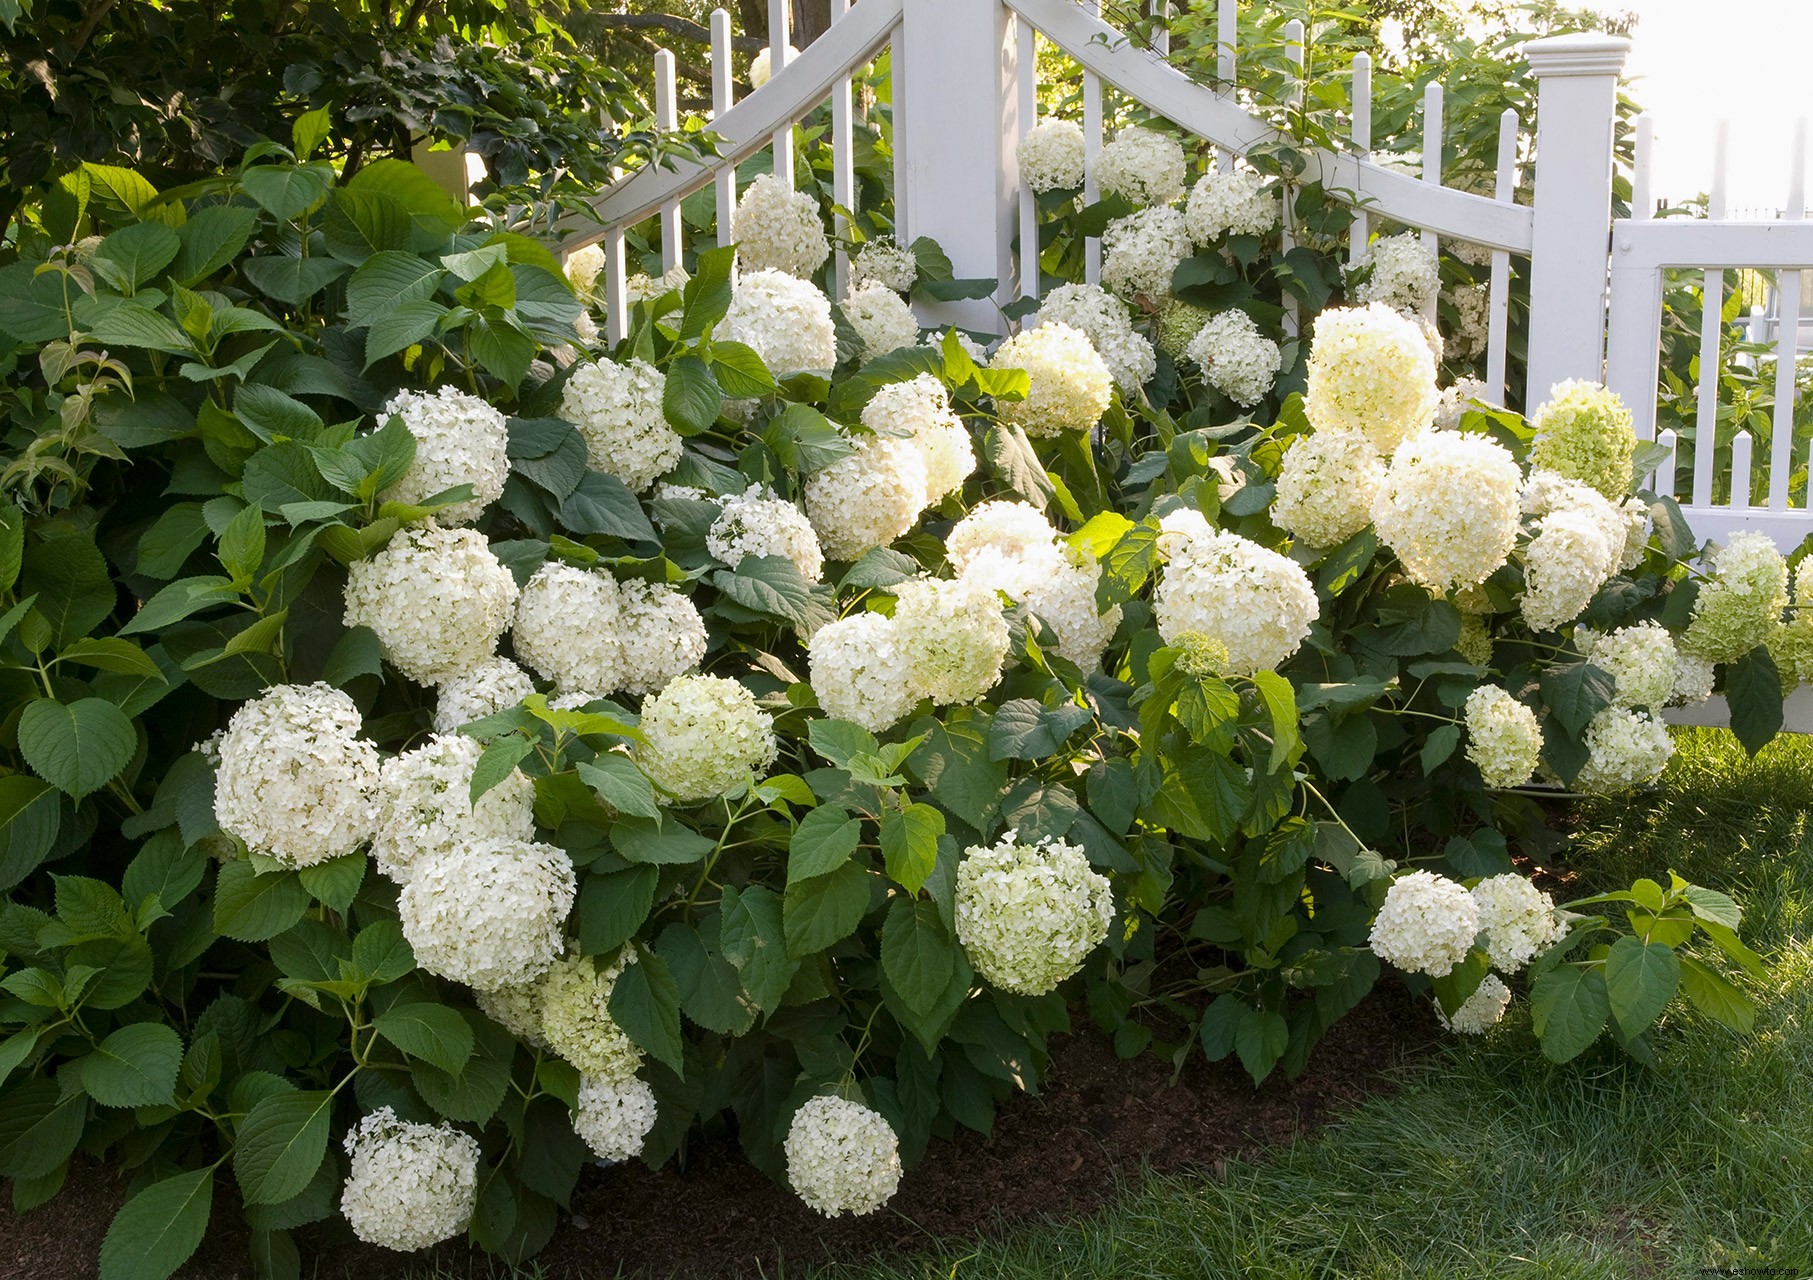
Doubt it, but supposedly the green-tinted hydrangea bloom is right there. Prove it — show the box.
[1528,380,1637,501]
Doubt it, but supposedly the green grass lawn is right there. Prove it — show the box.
[418,727,1813,1280]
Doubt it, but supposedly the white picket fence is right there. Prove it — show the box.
[560,0,1813,559]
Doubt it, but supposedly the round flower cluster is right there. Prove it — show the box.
[1035,283,1156,393]
[1371,431,1522,592]
[1185,309,1283,407]
[1574,706,1674,792]
[804,433,929,560]
[513,561,705,698]
[637,673,778,803]
[574,1074,660,1162]
[1437,973,1513,1034]
[565,243,603,302]
[538,951,644,1082]
[397,838,576,991]
[1183,168,1279,242]
[559,357,685,494]
[1462,686,1541,789]
[1445,283,1491,361]
[214,683,380,868]
[1024,545,1122,670]
[1434,376,1497,431]
[1519,473,1635,632]
[707,483,825,581]
[1091,125,1187,206]
[1470,873,1562,972]
[946,499,1064,598]
[747,43,797,88]
[371,734,535,884]
[1682,532,1789,663]
[992,321,1114,437]
[892,576,1012,704]
[808,611,919,731]
[433,656,537,735]
[1156,297,1212,359]
[476,982,544,1047]
[1155,509,1319,674]
[1354,232,1440,314]
[720,269,837,373]
[1304,304,1440,454]
[343,525,519,686]
[1170,629,1231,678]
[1272,428,1384,548]
[1528,380,1636,501]
[864,374,975,504]
[1368,870,1480,977]
[377,387,510,525]
[784,1096,902,1218]
[1456,613,1495,666]
[1100,206,1193,303]
[842,280,920,363]
[616,578,713,697]
[625,263,691,305]
[730,173,830,278]
[339,1109,480,1252]
[851,238,918,292]
[1672,650,1718,707]
[1584,621,1676,710]
[955,832,1114,996]
[1018,117,1087,193]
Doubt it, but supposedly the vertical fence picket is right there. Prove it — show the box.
[712,10,737,250]
[1484,107,1518,405]
[1083,0,1103,284]
[769,0,794,187]
[1657,427,1679,498]
[1018,15,1040,305]
[1691,120,1730,508]
[831,0,855,298]
[1419,81,1442,324]
[1216,0,1236,173]
[1731,429,1754,507]
[1150,0,1169,57]
[1349,52,1371,267]
[1769,118,1807,510]
[1280,19,1303,335]
[655,51,682,273]
[604,231,628,347]
[1632,113,1654,218]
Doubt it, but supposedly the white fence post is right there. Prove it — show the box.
[1522,33,1631,403]
[895,0,1021,330]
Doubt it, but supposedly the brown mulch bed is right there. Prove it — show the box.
[0,986,1438,1280]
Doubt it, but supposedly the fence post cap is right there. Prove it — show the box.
[1522,31,1632,77]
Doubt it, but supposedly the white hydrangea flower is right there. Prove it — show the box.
[638,673,778,803]
[1023,545,1122,670]
[624,263,691,305]
[1445,283,1491,361]
[1519,475,1629,632]
[1091,125,1187,206]
[862,374,974,504]
[1272,428,1384,548]
[1470,874,1562,973]
[1670,650,1717,707]
[538,951,644,1082]
[851,238,918,292]
[1681,532,1789,663]
[559,357,685,494]
[892,576,1011,704]
[340,1109,479,1252]
[1371,431,1522,592]
[614,577,709,697]
[343,525,519,686]
[923,327,990,366]
[748,43,798,88]
[1368,870,1480,977]
[708,484,825,581]
[720,269,837,373]
[1018,117,1087,193]
[574,1074,659,1162]
[731,173,830,278]
[843,280,920,363]
[1185,309,1283,407]
[1100,206,1193,303]
[565,244,603,302]
[1573,706,1674,793]
[1529,380,1637,501]
[1304,304,1441,454]
[803,431,928,560]
[513,561,624,696]
[1434,376,1498,430]
[214,683,380,868]
[1436,973,1512,1034]
[1035,283,1156,394]
[784,1096,902,1218]
[1154,509,1318,675]
[946,499,1062,594]
[398,837,576,991]
[955,831,1113,996]
[1582,620,1676,710]
[372,734,535,885]
[1354,232,1440,314]
[992,322,1114,437]
[376,387,510,525]
[1183,168,1279,242]
[808,611,919,732]
[476,982,545,1047]
[1462,686,1541,789]
[433,657,537,735]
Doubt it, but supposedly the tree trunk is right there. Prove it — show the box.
[737,0,766,40]
[793,0,832,45]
